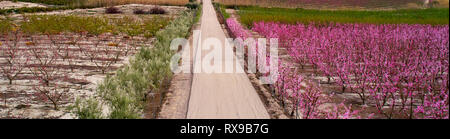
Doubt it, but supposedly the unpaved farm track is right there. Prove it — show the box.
[186,0,269,119]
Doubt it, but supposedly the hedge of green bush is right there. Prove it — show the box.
[72,10,198,119]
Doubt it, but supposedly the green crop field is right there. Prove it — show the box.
[237,6,449,27]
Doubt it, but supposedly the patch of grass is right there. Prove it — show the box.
[20,15,108,35]
[213,2,230,22]
[0,19,13,34]
[194,4,202,24]
[17,14,170,45]
[237,6,449,27]
[217,3,230,19]
[142,16,171,39]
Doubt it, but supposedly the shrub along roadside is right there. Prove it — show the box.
[71,9,198,119]
[194,4,202,23]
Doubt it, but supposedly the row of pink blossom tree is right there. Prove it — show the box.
[227,18,361,119]
[251,21,449,119]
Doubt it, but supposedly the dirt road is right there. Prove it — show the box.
[186,0,269,119]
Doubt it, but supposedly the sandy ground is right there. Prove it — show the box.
[0,36,144,119]
[0,1,47,10]
[186,0,269,119]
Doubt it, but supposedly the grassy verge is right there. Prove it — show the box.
[213,2,230,19]
[193,4,202,23]
[71,7,199,119]
[237,6,449,27]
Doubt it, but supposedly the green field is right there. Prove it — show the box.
[237,6,450,27]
